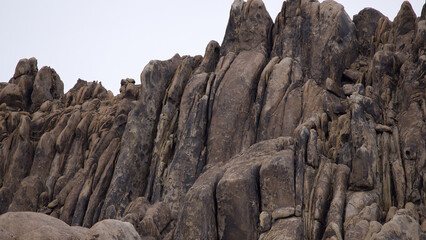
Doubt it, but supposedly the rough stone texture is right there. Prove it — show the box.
[0,212,141,240]
[0,84,25,109]
[101,54,182,220]
[259,211,272,232]
[256,57,304,140]
[8,57,38,109]
[221,0,273,56]
[323,164,350,240]
[353,8,384,56]
[0,1,425,239]
[371,210,423,240]
[173,166,224,240]
[207,50,267,164]
[0,212,88,240]
[272,0,357,84]
[84,219,141,240]
[260,149,295,212]
[260,217,303,240]
[271,207,295,221]
[216,156,262,240]
[31,66,64,110]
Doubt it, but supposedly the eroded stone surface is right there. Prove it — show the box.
[0,1,424,239]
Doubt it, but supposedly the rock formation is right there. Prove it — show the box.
[0,0,425,239]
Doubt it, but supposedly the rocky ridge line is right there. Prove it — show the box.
[0,0,425,239]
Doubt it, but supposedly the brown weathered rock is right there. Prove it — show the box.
[256,57,304,140]
[353,8,384,56]
[65,79,110,106]
[120,197,150,230]
[8,176,43,212]
[11,57,38,79]
[343,69,363,83]
[174,166,224,240]
[102,54,182,220]
[348,98,378,190]
[151,56,201,211]
[345,203,380,240]
[0,226,15,240]
[307,129,320,167]
[207,50,267,164]
[326,77,345,97]
[272,0,357,83]
[345,191,379,224]
[0,114,33,214]
[221,0,273,56]
[260,217,303,240]
[0,212,88,240]
[259,211,272,232]
[271,207,295,222]
[394,2,416,37]
[323,164,350,240]
[260,149,295,212]
[0,1,425,240]
[8,57,38,108]
[385,206,398,222]
[31,66,64,110]
[84,219,141,240]
[154,43,219,210]
[119,78,139,100]
[140,202,171,238]
[196,40,220,74]
[0,84,25,109]
[371,210,422,240]
[216,159,261,240]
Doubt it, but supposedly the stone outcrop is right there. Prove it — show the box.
[0,211,140,240]
[0,0,425,239]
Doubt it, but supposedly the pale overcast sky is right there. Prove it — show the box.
[0,0,423,94]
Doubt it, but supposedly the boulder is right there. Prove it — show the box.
[31,66,64,110]
[8,57,38,108]
[271,207,295,222]
[221,0,273,56]
[353,8,384,56]
[0,83,25,109]
[84,219,141,240]
[119,78,139,100]
[259,211,272,232]
[260,217,303,240]
[0,212,87,240]
[140,202,171,238]
[11,57,38,78]
[372,210,422,240]
[272,0,357,83]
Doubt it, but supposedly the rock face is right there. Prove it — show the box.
[0,0,425,239]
